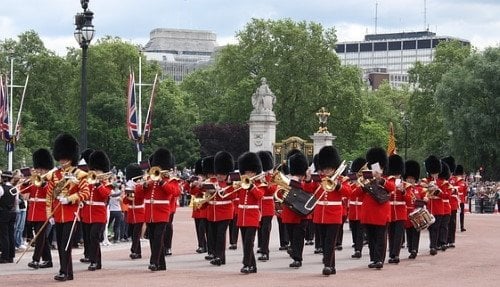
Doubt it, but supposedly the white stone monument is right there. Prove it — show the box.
[310,107,336,155]
[248,77,277,153]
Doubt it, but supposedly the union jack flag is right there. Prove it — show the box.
[126,71,142,151]
[0,75,12,144]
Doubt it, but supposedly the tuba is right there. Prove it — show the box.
[271,170,291,204]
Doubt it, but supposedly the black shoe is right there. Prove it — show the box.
[258,254,269,261]
[305,240,314,246]
[149,264,159,271]
[256,248,262,253]
[158,265,166,271]
[80,257,90,263]
[351,251,362,258]
[335,245,343,251]
[461,228,466,232]
[440,245,448,251]
[229,244,237,250]
[88,263,101,271]
[388,257,400,264]
[39,261,53,268]
[322,267,334,276]
[289,260,302,268]
[130,253,142,259]
[54,273,72,281]
[314,248,323,254]
[368,262,377,268]
[0,258,13,263]
[204,254,215,260]
[430,248,438,256]
[448,243,455,248]
[28,261,39,269]
[165,249,172,256]
[240,266,250,274]
[196,247,207,253]
[374,261,383,269]
[210,257,223,266]
[408,251,417,259]
[278,246,288,251]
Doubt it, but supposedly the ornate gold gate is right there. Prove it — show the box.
[273,136,314,165]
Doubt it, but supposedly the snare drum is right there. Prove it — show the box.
[409,207,435,231]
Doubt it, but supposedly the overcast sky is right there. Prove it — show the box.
[1,0,499,56]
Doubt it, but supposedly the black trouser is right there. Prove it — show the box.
[55,222,76,276]
[349,220,364,252]
[459,203,466,229]
[240,227,257,268]
[286,219,307,262]
[314,223,322,249]
[147,222,167,267]
[164,213,175,250]
[428,215,442,249]
[229,215,239,246]
[448,210,457,244]
[89,223,105,265]
[129,223,143,255]
[318,223,341,268]
[305,219,314,241]
[405,227,420,253]
[388,220,405,258]
[336,215,347,247]
[0,211,16,261]
[207,219,230,262]
[276,217,289,247]
[194,218,207,249]
[81,222,90,259]
[364,223,388,264]
[439,214,450,247]
[257,216,272,254]
[31,221,52,262]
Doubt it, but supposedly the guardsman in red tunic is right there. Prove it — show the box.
[256,151,276,262]
[403,160,423,259]
[78,148,94,264]
[347,157,366,259]
[139,148,180,271]
[281,150,311,269]
[122,163,145,259]
[437,161,452,251]
[359,147,395,270]
[189,159,208,254]
[46,133,90,281]
[421,155,447,256]
[386,154,411,264]
[80,150,112,271]
[454,165,468,232]
[206,151,236,266]
[23,148,55,269]
[442,156,458,248]
[306,146,352,276]
[236,152,265,274]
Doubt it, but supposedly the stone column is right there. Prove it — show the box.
[310,132,336,155]
[248,77,277,153]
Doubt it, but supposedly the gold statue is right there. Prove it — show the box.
[316,107,330,133]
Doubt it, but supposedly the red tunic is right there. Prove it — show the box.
[236,182,264,227]
[420,177,449,216]
[81,182,112,224]
[359,176,395,226]
[281,179,314,224]
[259,182,277,217]
[387,177,411,222]
[404,185,422,229]
[206,177,236,222]
[141,179,180,223]
[348,183,364,221]
[23,184,49,222]
[189,184,207,219]
[46,167,89,223]
[448,176,461,210]
[312,178,352,224]
[454,177,468,204]
[123,183,145,224]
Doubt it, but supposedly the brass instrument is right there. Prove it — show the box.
[52,172,78,199]
[87,171,113,185]
[9,167,58,196]
[271,170,292,204]
[216,173,265,199]
[304,160,347,211]
[148,166,178,182]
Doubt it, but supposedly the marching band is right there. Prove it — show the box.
[0,132,474,280]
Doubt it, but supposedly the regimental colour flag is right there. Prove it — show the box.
[387,121,397,156]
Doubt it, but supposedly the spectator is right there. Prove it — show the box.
[13,171,27,251]
[108,181,124,243]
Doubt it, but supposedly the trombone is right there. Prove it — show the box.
[304,160,347,211]
[87,171,113,185]
[217,173,265,199]
[148,166,178,182]
[8,167,58,196]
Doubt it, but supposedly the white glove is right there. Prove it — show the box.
[49,217,55,225]
[58,196,70,205]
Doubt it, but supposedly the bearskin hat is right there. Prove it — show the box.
[404,160,420,181]
[214,151,234,175]
[52,133,79,166]
[125,163,143,181]
[150,148,175,170]
[318,146,341,170]
[366,147,388,170]
[312,154,320,172]
[88,150,111,172]
[238,152,262,174]
[277,160,289,175]
[441,156,456,173]
[202,156,215,175]
[257,151,274,172]
[438,161,451,180]
[424,155,441,174]
[194,159,203,175]
[80,148,94,165]
[455,164,464,175]
[350,157,366,173]
[388,154,405,176]
[32,148,54,170]
[288,151,308,176]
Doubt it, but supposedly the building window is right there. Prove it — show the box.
[374,42,387,51]
[418,39,431,49]
[335,44,345,53]
[360,43,372,52]
[403,40,416,50]
[388,41,402,50]
[346,43,359,53]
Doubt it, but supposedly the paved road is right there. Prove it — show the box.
[1,208,498,287]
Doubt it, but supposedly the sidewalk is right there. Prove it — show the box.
[1,208,498,287]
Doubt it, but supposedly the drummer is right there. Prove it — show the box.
[403,160,423,259]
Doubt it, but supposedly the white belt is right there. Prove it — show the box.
[349,201,362,205]
[316,201,342,206]
[148,199,170,204]
[390,201,406,205]
[29,198,46,203]
[442,199,450,203]
[238,204,259,209]
[208,200,232,205]
[262,196,274,200]
[84,201,106,206]
[458,192,464,196]
[129,204,145,209]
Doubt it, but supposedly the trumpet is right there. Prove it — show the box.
[87,171,113,185]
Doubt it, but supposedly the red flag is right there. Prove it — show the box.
[387,122,397,155]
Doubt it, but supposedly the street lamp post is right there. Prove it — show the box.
[74,0,94,152]
[401,113,410,161]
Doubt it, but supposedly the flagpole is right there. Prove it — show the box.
[137,56,143,164]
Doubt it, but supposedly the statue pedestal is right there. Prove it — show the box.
[310,132,336,155]
[248,112,277,153]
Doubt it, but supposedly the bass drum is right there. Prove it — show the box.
[409,207,435,231]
